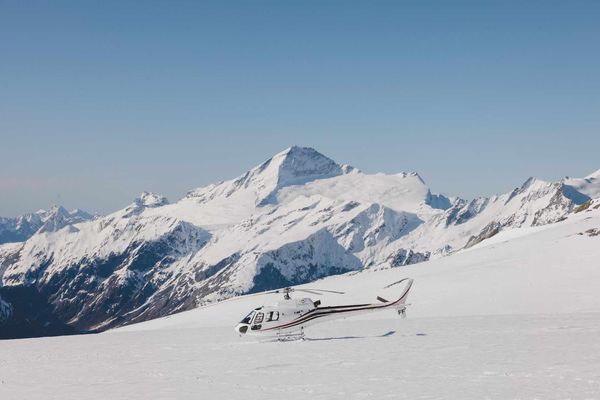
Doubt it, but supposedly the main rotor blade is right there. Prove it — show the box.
[383,278,410,289]
[299,288,345,295]
[295,289,323,295]
[198,288,285,308]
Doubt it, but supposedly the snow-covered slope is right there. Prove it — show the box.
[1,205,599,399]
[120,206,600,332]
[0,146,598,338]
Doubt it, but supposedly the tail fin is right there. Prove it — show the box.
[382,278,414,308]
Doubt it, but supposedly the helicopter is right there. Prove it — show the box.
[234,278,414,340]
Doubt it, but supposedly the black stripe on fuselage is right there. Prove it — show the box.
[264,300,399,332]
[315,303,370,310]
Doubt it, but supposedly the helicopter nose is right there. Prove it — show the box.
[236,324,249,334]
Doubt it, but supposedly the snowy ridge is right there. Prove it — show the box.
[0,146,599,338]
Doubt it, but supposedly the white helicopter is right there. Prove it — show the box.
[234,278,414,340]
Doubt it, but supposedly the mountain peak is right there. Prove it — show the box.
[135,192,169,208]
[187,146,350,207]
[253,146,346,205]
[280,145,305,156]
[520,176,538,189]
[48,205,69,216]
[37,205,94,233]
[585,169,600,180]
[273,146,343,181]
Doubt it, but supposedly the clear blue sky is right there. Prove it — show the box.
[1,1,599,216]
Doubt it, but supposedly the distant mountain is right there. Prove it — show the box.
[0,206,95,244]
[0,146,598,339]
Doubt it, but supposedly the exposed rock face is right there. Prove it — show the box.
[464,222,501,249]
[387,249,431,267]
[444,197,489,226]
[578,228,600,237]
[0,286,80,339]
[0,294,11,322]
[426,191,454,211]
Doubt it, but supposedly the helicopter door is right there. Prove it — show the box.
[250,312,264,331]
[253,312,264,323]
[266,311,279,322]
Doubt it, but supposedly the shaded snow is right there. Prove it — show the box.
[564,169,600,199]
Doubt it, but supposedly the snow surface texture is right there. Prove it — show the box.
[1,209,599,399]
[0,146,599,336]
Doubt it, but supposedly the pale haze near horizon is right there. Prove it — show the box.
[1,1,599,217]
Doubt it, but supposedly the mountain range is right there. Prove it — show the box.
[1,146,599,339]
[0,206,94,244]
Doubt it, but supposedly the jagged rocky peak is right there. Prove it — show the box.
[426,191,455,210]
[514,176,547,194]
[503,176,553,205]
[135,191,169,208]
[274,146,345,180]
[47,205,69,217]
[38,205,93,233]
[398,171,425,183]
[253,146,348,204]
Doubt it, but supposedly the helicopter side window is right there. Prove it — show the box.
[266,311,279,322]
[253,312,264,324]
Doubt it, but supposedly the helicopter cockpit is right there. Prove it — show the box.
[237,307,261,334]
[236,298,319,335]
[239,309,258,324]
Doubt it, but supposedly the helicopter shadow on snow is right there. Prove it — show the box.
[260,330,427,343]
[303,331,428,342]
[303,330,398,341]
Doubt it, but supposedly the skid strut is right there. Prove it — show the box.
[277,327,305,341]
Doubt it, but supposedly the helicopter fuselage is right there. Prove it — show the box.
[235,279,413,338]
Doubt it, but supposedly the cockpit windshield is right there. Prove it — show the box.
[240,311,255,324]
